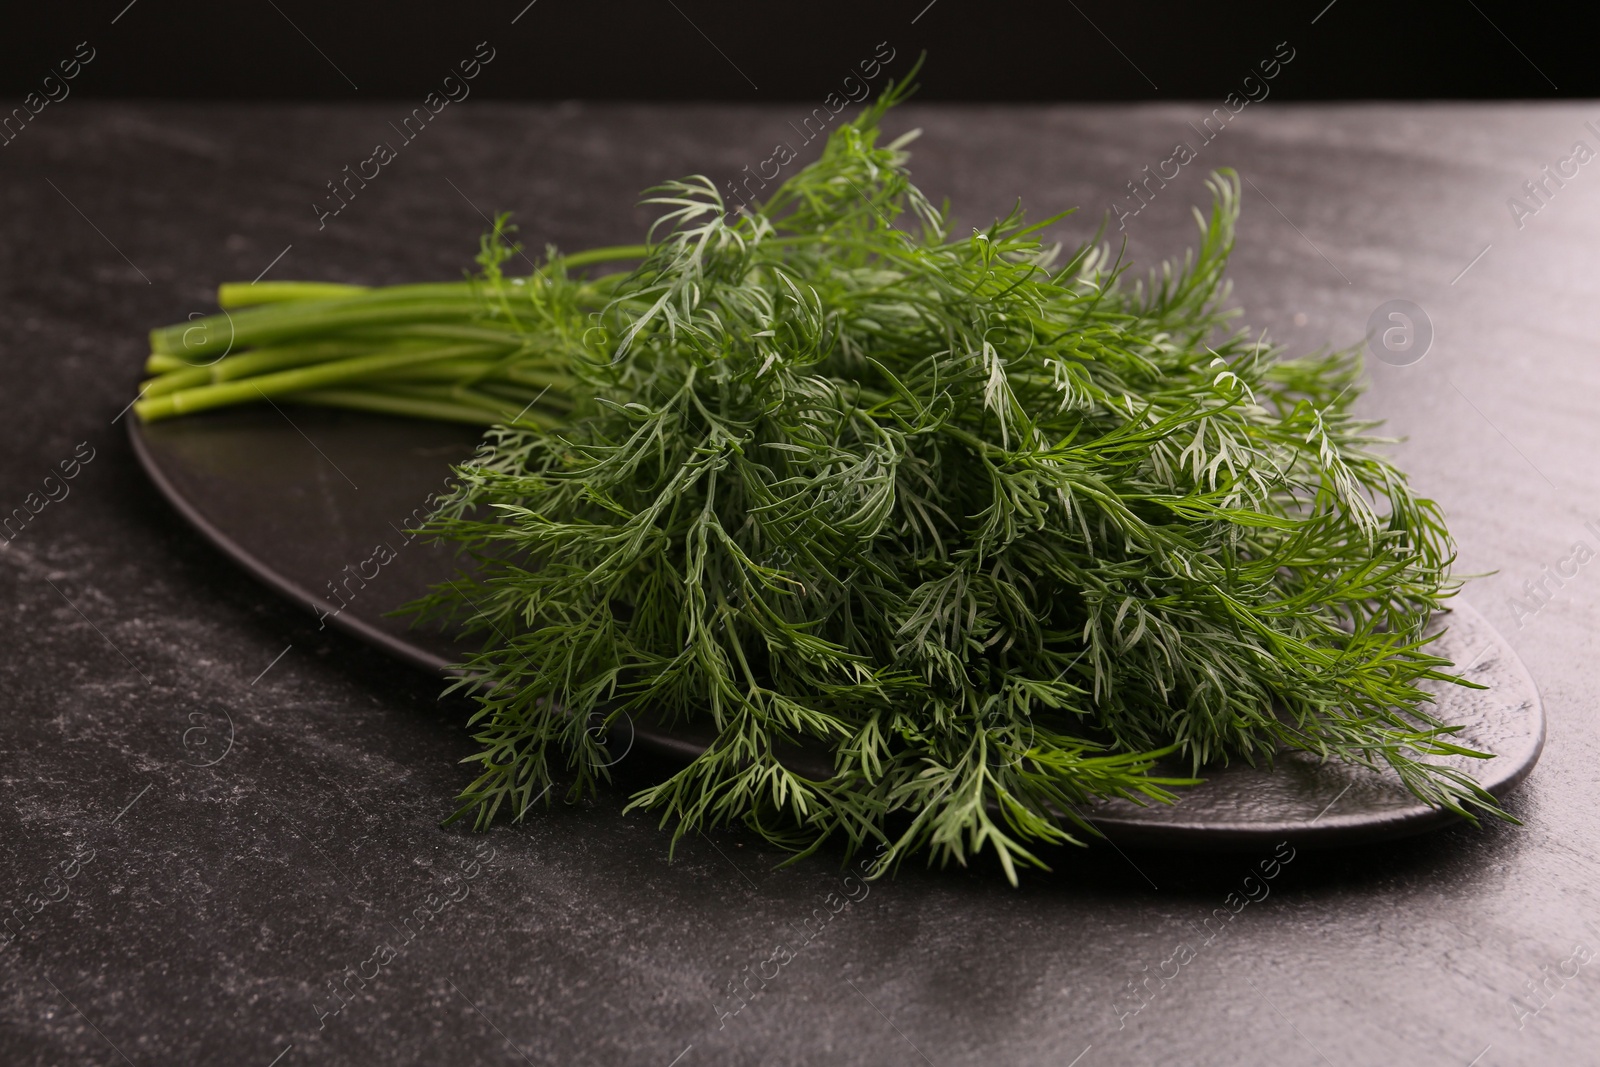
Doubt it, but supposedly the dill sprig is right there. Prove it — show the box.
[403,77,1502,882]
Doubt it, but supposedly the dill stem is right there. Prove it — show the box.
[552,244,651,269]
[135,343,500,421]
[215,247,646,310]
[150,300,508,358]
[142,340,411,395]
[285,387,566,428]
[218,281,370,307]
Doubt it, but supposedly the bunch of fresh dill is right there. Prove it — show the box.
[401,85,1498,881]
[138,75,1500,882]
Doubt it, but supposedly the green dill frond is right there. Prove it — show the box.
[397,81,1499,884]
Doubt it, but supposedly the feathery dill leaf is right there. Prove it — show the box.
[402,77,1501,883]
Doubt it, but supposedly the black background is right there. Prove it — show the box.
[1,0,1591,101]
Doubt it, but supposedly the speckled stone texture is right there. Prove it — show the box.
[2,102,1598,1067]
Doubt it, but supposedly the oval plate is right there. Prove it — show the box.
[129,406,1544,849]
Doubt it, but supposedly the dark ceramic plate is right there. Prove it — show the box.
[129,405,1545,849]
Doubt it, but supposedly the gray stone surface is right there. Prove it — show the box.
[2,101,1599,1066]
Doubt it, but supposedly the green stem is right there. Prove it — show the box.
[553,244,650,269]
[285,388,564,429]
[140,241,653,426]
[142,340,415,396]
[150,300,503,358]
[145,353,190,374]
[137,344,495,421]
[161,279,616,357]
[378,381,571,413]
[218,281,370,307]
[335,323,530,345]
[380,362,578,392]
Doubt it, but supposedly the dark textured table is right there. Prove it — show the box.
[4,101,1600,1067]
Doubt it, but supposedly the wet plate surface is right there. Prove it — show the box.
[129,404,1544,849]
